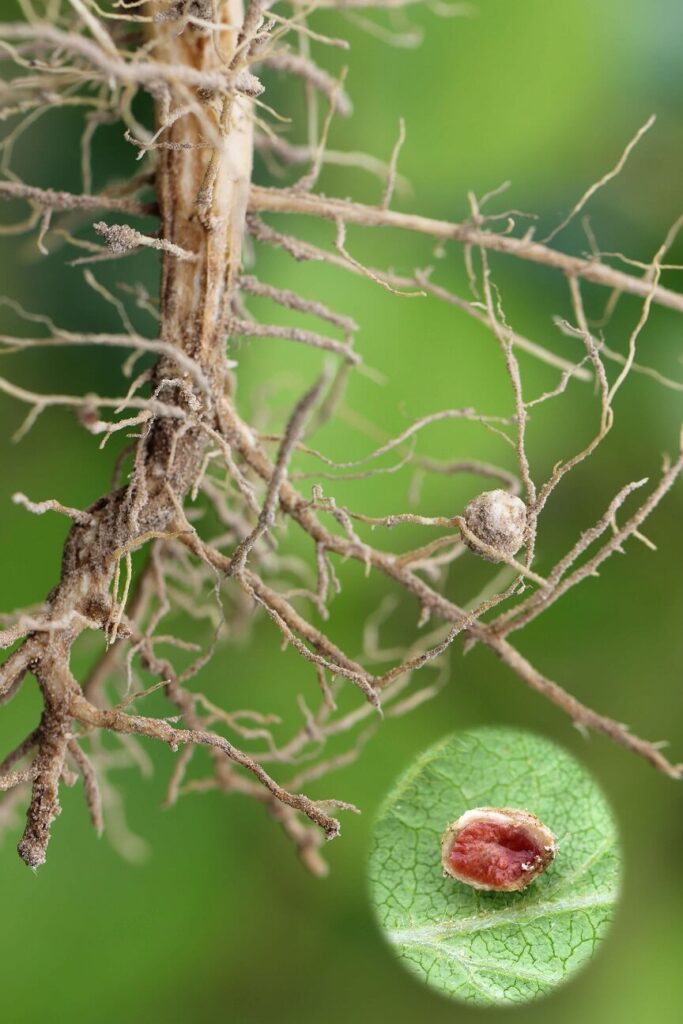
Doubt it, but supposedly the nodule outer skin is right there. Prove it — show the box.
[441,807,557,893]
[463,489,527,562]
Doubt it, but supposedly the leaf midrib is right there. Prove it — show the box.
[397,937,561,988]
[388,890,616,945]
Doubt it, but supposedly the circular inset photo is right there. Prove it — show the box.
[368,727,622,1007]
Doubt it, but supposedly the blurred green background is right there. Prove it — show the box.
[0,1,681,1021]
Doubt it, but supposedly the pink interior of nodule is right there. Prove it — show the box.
[449,820,544,888]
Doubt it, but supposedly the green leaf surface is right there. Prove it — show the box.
[368,728,621,1006]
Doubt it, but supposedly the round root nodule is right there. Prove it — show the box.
[463,489,527,562]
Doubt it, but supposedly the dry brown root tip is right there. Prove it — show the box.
[462,489,527,562]
[440,807,557,892]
